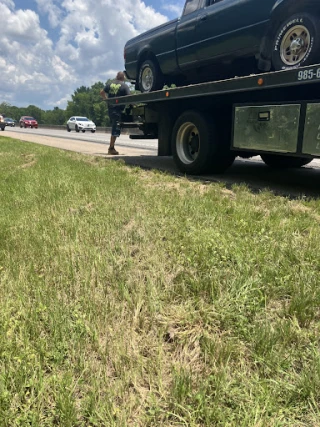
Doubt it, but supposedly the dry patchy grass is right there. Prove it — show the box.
[1,137,320,426]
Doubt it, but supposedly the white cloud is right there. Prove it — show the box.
[35,0,62,28]
[1,0,14,7]
[1,7,47,42]
[161,2,184,17]
[0,0,168,109]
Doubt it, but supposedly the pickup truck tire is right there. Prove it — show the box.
[261,154,313,168]
[1,126,5,131]
[75,125,80,133]
[271,14,320,70]
[172,110,235,175]
[138,59,163,93]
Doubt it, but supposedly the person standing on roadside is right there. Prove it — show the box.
[100,71,131,155]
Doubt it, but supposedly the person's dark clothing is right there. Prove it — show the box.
[109,110,121,137]
[104,79,130,112]
[103,79,130,137]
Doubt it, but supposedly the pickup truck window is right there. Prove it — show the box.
[183,0,201,16]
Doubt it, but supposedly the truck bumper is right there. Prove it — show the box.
[124,70,135,82]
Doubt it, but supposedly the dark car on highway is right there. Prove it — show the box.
[124,0,320,92]
[19,116,38,129]
[4,118,16,127]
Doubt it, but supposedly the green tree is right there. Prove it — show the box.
[0,103,24,121]
[43,107,67,125]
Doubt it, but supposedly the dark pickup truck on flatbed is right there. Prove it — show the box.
[124,0,320,92]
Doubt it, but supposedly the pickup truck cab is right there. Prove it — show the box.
[124,0,320,92]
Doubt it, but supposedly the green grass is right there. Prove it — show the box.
[1,136,320,426]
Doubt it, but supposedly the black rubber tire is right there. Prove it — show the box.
[91,130,95,133]
[24,124,27,128]
[171,110,235,175]
[82,130,85,133]
[1,127,4,131]
[67,125,71,132]
[75,125,79,133]
[138,59,164,93]
[272,14,320,70]
[261,154,313,168]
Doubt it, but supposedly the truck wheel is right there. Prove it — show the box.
[271,14,320,70]
[138,59,163,93]
[172,110,235,175]
[261,154,313,168]
[75,125,80,133]
[1,127,4,131]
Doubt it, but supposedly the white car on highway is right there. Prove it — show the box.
[67,116,96,133]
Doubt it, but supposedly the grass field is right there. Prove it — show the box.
[1,136,320,426]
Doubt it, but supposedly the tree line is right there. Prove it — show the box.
[0,80,135,127]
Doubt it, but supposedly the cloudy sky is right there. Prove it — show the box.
[0,0,184,110]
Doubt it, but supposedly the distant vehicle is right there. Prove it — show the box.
[124,0,320,92]
[4,118,15,127]
[19,116,38,129]
[66,117,96,133]
[0,114,5,131]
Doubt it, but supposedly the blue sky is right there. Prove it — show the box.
[0,0,184,110]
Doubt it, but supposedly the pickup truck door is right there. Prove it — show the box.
[195,0,274,63]
[176,0,203,69]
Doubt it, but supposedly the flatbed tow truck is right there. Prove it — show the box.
[108,64,320,175]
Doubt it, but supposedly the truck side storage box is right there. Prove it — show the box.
[233,104,301,153]
[302,103,320,156]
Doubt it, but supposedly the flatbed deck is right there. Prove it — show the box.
[108,64,320,106]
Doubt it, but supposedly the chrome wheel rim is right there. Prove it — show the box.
[176,122,200,164]
[141,67,154,91]
[280,25,310,66]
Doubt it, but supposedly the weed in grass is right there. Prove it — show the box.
[288,351,320,405]
[284,282,320,328]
